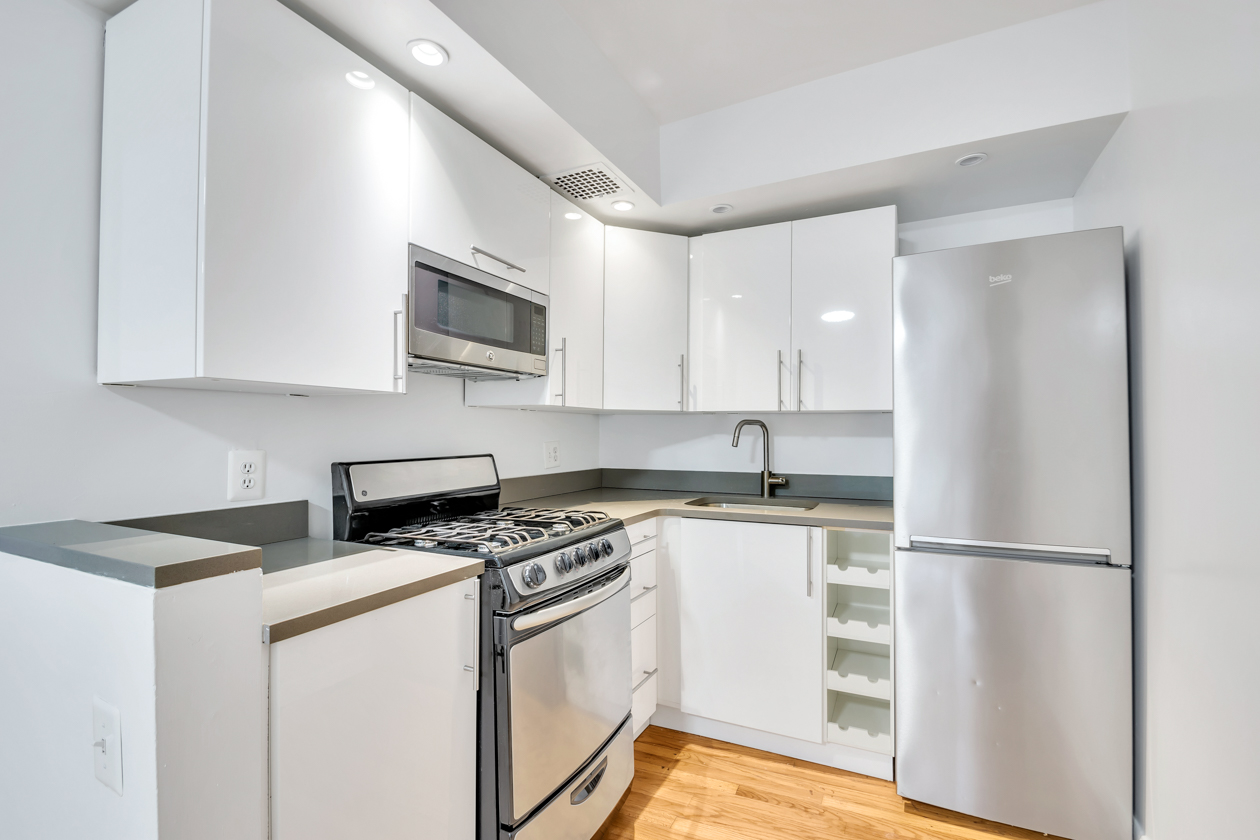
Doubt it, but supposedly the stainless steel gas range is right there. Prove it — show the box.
[331,455,634,840]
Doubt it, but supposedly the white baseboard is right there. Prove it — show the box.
[649,705,894,782]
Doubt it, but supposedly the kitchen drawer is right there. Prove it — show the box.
[632,672,658,738]
[630,588,656,629]
[626,518,657,545]
[630,550,657,598]
[631,615,657,687]
[630,538,656,560]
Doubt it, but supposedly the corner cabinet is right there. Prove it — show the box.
[603,227,690,411]
[409,93,550,290]
[791,207,898,411]
[98,0,410,395]
[269,577,479,840]
[465,193,604,409]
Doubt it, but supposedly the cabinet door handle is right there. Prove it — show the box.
[468,582,479,687]
[393,293,408,391]
[678,354,686,411]
[470,245,526,273]
[806,528,813,597]
[554,337,567,406]
[797,349,804,411]
[778,350,784,411]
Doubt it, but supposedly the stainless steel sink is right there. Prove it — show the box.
[684,496,819,512]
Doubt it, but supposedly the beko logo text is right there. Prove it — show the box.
[989,273,1013,286]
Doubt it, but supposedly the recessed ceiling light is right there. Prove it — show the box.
[611,200,634,211]
[409,39,449,66]
[731,295,743,299]
[710,203,733,214]
[955,153,988,167]
[822,310,855,322]
[564,212,583,220]
[345,71,375,90]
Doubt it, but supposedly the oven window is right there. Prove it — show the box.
[412,262,541,353]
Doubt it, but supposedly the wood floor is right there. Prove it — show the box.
[601,726,1061,840]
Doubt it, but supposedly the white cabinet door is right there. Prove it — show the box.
[676,519,824,743]
[689,223,792,412]
[791,207,897,411]
[465,192,603,408]
[409,93,550,290]
[269,578,478,840]
[604,227,689,411]
[99,0,409,394]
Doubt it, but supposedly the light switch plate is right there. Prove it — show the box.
[544,441,561,470]
[228,450,266,501]
[93,697,123,795]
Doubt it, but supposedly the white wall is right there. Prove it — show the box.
[1072,0,1260,836]
[0,0,599,537]
[897,198,1074,255]
[660,0,1130,204]
[600,413,893,476]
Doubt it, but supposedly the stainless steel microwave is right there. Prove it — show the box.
[407,244,548,380]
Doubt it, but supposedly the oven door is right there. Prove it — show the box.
[495,565,632,826]
[409,244,547,376]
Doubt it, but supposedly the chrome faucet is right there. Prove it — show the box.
[732,419,788,498]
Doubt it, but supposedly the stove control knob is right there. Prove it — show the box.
[586,542,600,563]
[522,563,547,589]
[599,538,615,557]
[573,548,588,568]
[554,552,573,575]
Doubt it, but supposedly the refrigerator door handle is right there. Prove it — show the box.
[908,535,1113,565]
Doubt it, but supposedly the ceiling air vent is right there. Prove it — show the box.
[545,163,629,202]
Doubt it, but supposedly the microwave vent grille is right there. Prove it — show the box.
[546,163,628,201]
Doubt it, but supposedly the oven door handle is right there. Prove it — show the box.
[512,568,630,631]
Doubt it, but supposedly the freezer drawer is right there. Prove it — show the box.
[894,550,1132,840]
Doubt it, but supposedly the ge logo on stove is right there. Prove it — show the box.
[486,350,495,361]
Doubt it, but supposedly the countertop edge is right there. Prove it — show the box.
[614,506,894,531]
[264,559,484,643]
[0,522,263,588]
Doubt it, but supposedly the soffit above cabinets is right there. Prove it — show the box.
[553,0,1102,124]
[91,0,1130,235]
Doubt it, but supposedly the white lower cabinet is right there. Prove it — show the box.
[269,578,478,840]
[674,519,824,742]
[629,524,659,737]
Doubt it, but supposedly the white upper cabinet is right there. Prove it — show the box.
[689,223,792,412]
[465,193,604,409]
[791,207,897,411]
[409,93,550,291]
[604,227,690,411]
[98,0,410,394]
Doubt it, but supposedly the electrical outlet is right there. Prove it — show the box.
[93,697,123,795]
[228,450,266,501]
[544,441,561,470]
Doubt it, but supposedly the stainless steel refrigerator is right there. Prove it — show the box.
[892,228,1132,840]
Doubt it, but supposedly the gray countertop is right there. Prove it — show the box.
[512,488,894,531]
[0,520,260,587]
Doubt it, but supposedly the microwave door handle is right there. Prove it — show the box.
[511,568,630,631]
[470,245,526,273]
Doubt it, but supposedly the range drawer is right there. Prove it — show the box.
[630,550,657,598]
[631,614,657,688]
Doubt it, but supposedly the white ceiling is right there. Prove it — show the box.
[554,0,1101,123]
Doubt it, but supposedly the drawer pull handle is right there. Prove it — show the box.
[571,757,608,806]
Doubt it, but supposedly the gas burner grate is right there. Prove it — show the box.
[472,507,610,532]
